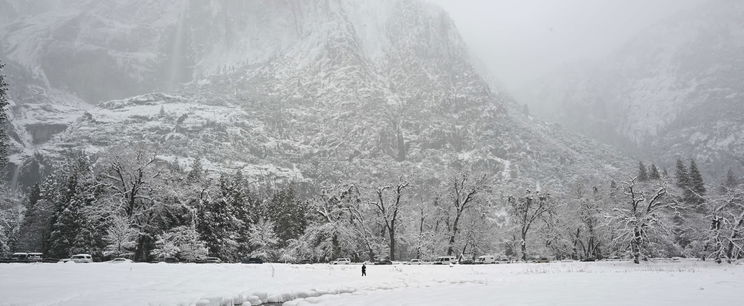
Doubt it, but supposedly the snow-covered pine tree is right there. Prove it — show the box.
[676,159,690,190]
[671,159,698,254]
[638,161,649,181]
[0,193,23,254]
[248,219,278,260]
[14,184,46,252]
[267,185,307,246]
[196,173,241,261]
[688,159,706,210]
[649,164,661,180]
[46,152,103,258]
[228,169,256,258]
[186,157,204,183]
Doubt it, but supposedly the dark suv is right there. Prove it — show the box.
[241,257,264,264]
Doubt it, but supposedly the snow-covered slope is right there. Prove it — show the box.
[1,0,631,188]
[525,0,744,175]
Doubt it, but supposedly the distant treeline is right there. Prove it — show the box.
[1,146,742,265]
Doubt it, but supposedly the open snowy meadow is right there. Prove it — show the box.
[1,261,742,306]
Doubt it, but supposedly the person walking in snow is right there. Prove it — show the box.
[362,263,367,276]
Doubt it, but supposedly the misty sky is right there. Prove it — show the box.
[430,0,709,91]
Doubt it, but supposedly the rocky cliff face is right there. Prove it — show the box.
[1,0,630,189]
[526,0,744,176]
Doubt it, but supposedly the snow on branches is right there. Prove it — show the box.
[609,178,678,264]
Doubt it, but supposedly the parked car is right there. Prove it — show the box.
[11,252,29,262]
[27,253,44,262]
[374,259,393,265]
[199,257,221,263]
[433,256,456,265]
[60,254,93,263]
[532,257,550,263]
[580,257,596,262]
[405,259,423,265]
[109,258,133,263]
[72,254,93,263]
[476,255,496,264]
[459,258,475,265]
[242,257,264,264]
[332,258,351,265]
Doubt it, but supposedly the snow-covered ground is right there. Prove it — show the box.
[1,261,742,306]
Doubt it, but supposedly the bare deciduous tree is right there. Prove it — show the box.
[100,147,160,217]
[508,189,555,262]
[446,173,488,256]
[705,185,744,263]
[371,180,410,261]
[610,178,676,264]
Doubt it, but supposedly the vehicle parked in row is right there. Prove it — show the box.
[580,257,596,262]
[11,253,30,262]
[108,258,133,263]
[27,253,44,262]
[532,257,550,263]
[459,258,475,265]
[196,257,221,264]
[476,255,496,264]
[374,259,393,265]
[433,256,456,265]
[405,259,423,265]
[242,257,264,264]
[332,258,351,265]
[60,254,93,263]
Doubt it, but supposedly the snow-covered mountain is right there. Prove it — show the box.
[1,0,630,189]
[525,0,744,176]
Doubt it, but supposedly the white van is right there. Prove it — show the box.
[476,255,496,264]
[332,258,351,265]
[28,252,44,262]
[66,254,93,263]
[11,252,29,262]
[434,256,456,265]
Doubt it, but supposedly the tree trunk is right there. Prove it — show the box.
[572,227,580,260]
[725,219,742,262]
[389,224,396,261]
[632,227,641,264]
[416,210,425,259]
[521,240,527,262]
[521,231,528,262]
[447,213,462,256]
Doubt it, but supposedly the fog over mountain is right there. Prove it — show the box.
[0,0,630,189]
[518,0,744,177]
[430,0,708,91]
[2,1,744,298]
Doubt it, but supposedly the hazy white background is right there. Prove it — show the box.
[429,0,709,91]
